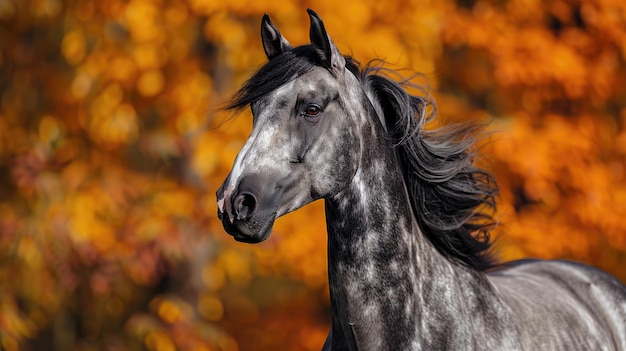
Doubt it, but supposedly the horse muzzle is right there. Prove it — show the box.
[216,174,279,243]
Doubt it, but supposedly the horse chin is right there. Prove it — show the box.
[223,212,277,244]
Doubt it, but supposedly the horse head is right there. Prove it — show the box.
[216,10,368,243]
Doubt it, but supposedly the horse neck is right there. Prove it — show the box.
[323,119,499,349]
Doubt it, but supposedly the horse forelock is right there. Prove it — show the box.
[226,44,362,111]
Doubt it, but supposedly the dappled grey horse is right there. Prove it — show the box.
[216,9,626,350]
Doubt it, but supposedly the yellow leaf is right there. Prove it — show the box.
[137,70,165,97]
[198,294,224,321]
[61,30,86,65]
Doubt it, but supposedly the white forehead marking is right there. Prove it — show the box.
[227,79,297,190]
[273,78,297,99]
[306,80,316,92]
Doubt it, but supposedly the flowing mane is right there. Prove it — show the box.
[361,62,498,270]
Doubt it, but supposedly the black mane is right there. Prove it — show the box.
[362,63,498,270]
[226,47,498,271]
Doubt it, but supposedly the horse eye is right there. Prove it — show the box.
[304,104,322,117]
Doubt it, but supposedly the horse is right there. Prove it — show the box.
[216,9,626,350]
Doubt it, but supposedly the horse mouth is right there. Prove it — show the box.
[221,212,277,244]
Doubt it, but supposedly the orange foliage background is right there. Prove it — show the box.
[1,0,625,350]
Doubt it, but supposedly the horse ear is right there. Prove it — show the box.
[307,9,345,72]
[261,14,292,60]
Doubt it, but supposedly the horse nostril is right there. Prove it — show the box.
[233,192,257,221]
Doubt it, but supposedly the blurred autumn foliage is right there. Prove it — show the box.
[0,0,624,350]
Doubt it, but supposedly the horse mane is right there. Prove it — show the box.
[226,46,498,271]
[361,62,498,271]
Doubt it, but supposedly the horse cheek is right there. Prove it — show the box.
[315,130,359,198]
